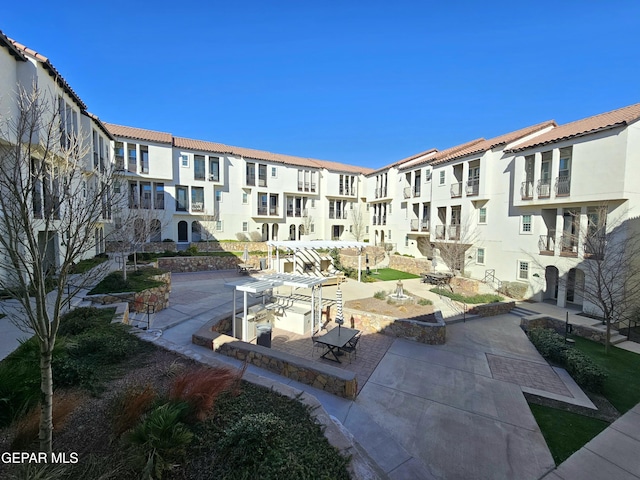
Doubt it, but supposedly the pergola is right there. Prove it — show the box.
[224,273,328,341]
[266,240,368,282]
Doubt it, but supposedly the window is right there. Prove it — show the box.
[476,248,485,265]
[311,199,315,208]
[310,223,315,233]
[246,163,256,185]
[215,190,222,203]
[271,167,277,177]
[518,261,529,280]
[388,203,392,214]
[405,235,409,247]
[215,220,223,232]
[115,142,124,170]
[127,144,137,173]
[191,187,204,212]
[521,214,532,233]
[154,183,164,210]
[388,230,391,240]
[140,182,151,208]
[258,164,267,187]
[194,155,205,180]
[180,154,189,167]
[439,171,445,185]
[209,157,220,181]
[176,186,188,211]
[478,207,487,224]
[140,145,149,174]
[242,192,248,204]
[242,222,248,232]
[366,226,369,234]
[349,225,353,233]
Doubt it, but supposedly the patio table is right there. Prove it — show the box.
[315,327,359,363]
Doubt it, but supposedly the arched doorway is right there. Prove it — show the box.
[566,268,585,306]
[289,224,296,240]
[177,221,188,243]
[271,224,278,240]
[544,266,559,303]
[261,223,269,241]
[298,225,305,240]
[99,227,105,254]
[191,221,201,242]
[150,219,161,242]
[380,230,385,245]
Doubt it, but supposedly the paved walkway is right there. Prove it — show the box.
[2,268,640,479]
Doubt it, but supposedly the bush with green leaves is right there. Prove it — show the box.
[124,402,193,479]
[430,288,503,304]
[373,290,386,300]
[418,298,433,306]
[527,328,608,393]
[57,307,115,336]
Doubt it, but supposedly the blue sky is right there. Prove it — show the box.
[3,1,639,169]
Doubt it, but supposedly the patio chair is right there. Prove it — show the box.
[341,332,361,363]
[311,333,325,357]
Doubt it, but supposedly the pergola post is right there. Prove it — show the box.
[358,247,362,282]
[232,288,237,339]
[243,291,248,342]
[276,248,280,273]
[310,285,315,334]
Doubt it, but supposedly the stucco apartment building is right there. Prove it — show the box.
[2,30,640,316]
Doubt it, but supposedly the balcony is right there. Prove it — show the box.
[410,219,419,231]
[448,224,460,240]
[115,156,125,171]
[413,186,421,197]
[421,220,429,232]
[403,187,412,199]
[339,186,350,196]
[450,182,462,198]
[257,206,268,215]
[375,187,387,199]
[191,202,204,212]
[329,210,347,220]
[310,182,316,192]
[258,178,267,187]
[521,181,534,200]
[435,225,446,240]
[128,158,136,173]
[584,235,606,260]
[246,175,256,186]
[373,217,378,225]
[209,174,219,182]
[466,179,479,197]
[537,180,551,198]
[410,219,430,232]
[560,233,579,257]
[269,206,278,216]
[538,230,556,255]
[555,176,571,197]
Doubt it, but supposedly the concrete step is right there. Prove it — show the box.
[510,306,540,318]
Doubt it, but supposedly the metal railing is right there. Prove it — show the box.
[421,219,430,231]
[555,175,571,196]
[410,219,419,231]
[466,179,479,196]
[450,182,462,198]
[560,233,579,256]
[435,225,446,240]
[448,224,460,240]
[521,181,534,199]
[537,180,551,198]
[403,187,412,199]
[538,231,556,254]
[483,269,502,291]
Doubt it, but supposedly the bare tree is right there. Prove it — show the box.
[302,213,314,238]
[350,207,366,241]
[576,206,640,353]
[110,204,170,278]
[198,209,219,248]
[433,217,478,278]
[0,85,118,453]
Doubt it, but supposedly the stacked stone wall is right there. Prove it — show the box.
[520,314,609,344]
[388,255,432,275]
[468,301,515,317]
[157,255,264,272]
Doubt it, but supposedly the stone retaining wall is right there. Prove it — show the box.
[157,255,264,272]
[388,255,432,275]
[450,276,479,294]
[468,301,515,317]
[342,306,446,344]
[192,321,357,399]
[86,272,171,313]
[143,242,176,252]
[520,314,608,344]
[338,246,385,269]
[190,241,268,252]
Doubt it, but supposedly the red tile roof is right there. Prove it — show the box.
[0,30,27,61]
[86,112,114,140]
[508,103,640,152]
[173,136,233,154]
[368,148,438,175]
[9,38,87,111]
[400,139,485,169]
[105,123,173,144]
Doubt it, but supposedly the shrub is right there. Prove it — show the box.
[169,366,240,421]
[528,328,608,393]
[235,232,249,241]
[248,231,262,242]
[373,290,386,300]
[430,288,503,304]
[418,298,432,306]
[111,384,158,437]
[11,391,85,450]
[58,307,114,336]
[162,238,174,242]
[124,402,193,479]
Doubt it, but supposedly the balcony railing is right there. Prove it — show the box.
[521,181,534,200]
[403,187,412,199]
[555,175,571,197]
[560,233,579,256]
[450,182,462,198]
[329,210,347,220]
[115,156,125,171]
[375,187,387,198]
[128,158,137,173]
[448,224,460,240]
[537,180,551,198]
[435,225,446,240]
[246,175,256,186]
[269,206,278,215]
[410,219,429,232]
[257,206,268,215]
[258,178,267,187]
[410,219,419,231]
[538,230,556,254]
[421,219,429,231]
[310,182,316,192]
[373,216,378,225]
[339,186,350,196]
[191,202,204,212]
[466,179,479,197]
[413,186,421,197]
[584,236,606,260]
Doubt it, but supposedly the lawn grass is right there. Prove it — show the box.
[70,255,108,274]
[572,336,640,413]
[371,268,420,281]
[430,287,503,304]
[529,403,608,465]
[89,267,166,294]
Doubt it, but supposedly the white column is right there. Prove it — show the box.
[243,291,248,342]
[232,288,237,339]
[276,248,280,273]
[358,248,362,282]
[310,285,315,334]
